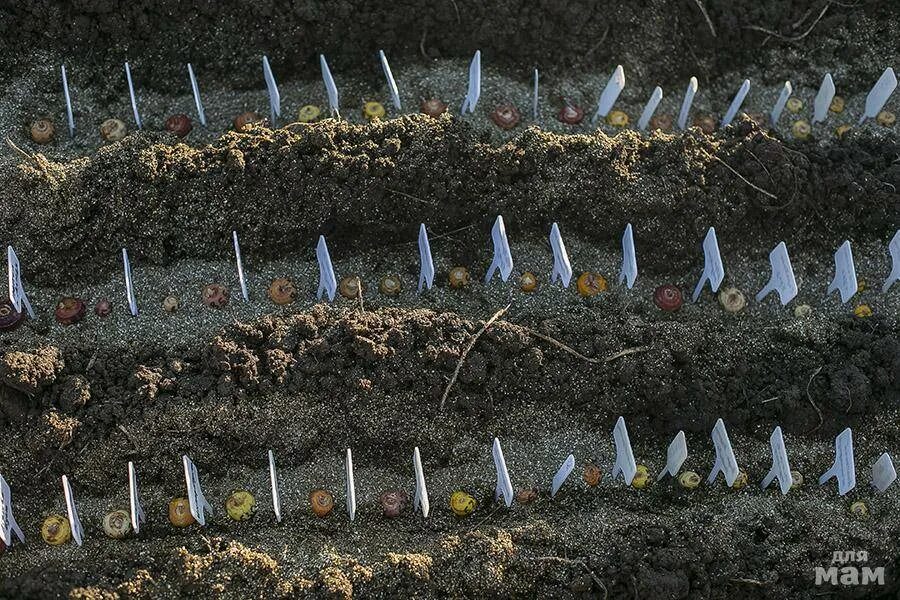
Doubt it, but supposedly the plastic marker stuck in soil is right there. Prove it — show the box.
[122,248,137,316]
[593,65,625,122]
[677,77,698,130]
[460,51,481,115]
[657,431,688,481]
[320,55,340,117]
[187,63,207,126]
[0,474,25,548]
[183,455,213,525]
[637,86,663,130]
[882,230,900,292]
[485,215,513,284]
[813,73,836,124]
[756,242,798,305]
[827,241,858,304]
[611,417,638,485]
[860,67,898,124]
[413,447,430,518]
[345,448,357,522]
[417,224,434,292]
[692,227,724,302]
[7,246,34,318]
[871,453,896,493]
[707,418,740,487]
[551,454,575,497]
[60,65,75,136]
[492,438,514,507]
[316,236,337,302]
[124,62,142,129]
[232,231,248,301]
[761,426,793,495]
[379,50,401,111]
[61,475,84,546]
[128,462,146,534]
[532,69,539,119]
[770,81,792,127]
[819,428,856,496]
[618,223,637,289]
[721,79,750,127]
[262,55,281,125]
[549,223,573,288]
[268,450,282,523]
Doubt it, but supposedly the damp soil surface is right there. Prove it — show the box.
[1,1,900,599]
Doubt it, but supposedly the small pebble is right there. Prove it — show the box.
[30,119,55,144]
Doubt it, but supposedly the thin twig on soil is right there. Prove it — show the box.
[385,188,435,205]
[5,137,37,164]
[693,0,717,37]
[744,4,829,43]
[586,26,611,57]
[710,154,778,200]
[730,577,769,586]
[603,345,652,363]
[805,366,825,433]
[526,556,609,599]
[440,304,510,412]
[419,27,429,59]
[355,276,365,313]
[511,324,650,365]
[118,424,140,454]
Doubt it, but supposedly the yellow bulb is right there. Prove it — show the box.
[225,490,257,521]
[792,120,811,140]
[450,491,477,517]
[363,101,386,121]
[297,105,321,123]
[41,515,71,546]
[605,110,629,127]
[853,305,873,318]
[631,465,650,489]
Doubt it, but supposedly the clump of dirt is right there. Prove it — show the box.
[2,117,898,287]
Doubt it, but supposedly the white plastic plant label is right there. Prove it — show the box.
[871,453,896,493]
[656,431,687,481]
[618,223,637,289]
[0,474,25,547]
[316,236,337,302]
[692,226,724,302]
[549,223,572,288]
[122,248,138,316]
[61,65,75,136]
[881,230,900,292]
[551,454,575,497]
[611,416,637,485]
[756,241,798,305]
[721,79,750,128]
[268,450,282,523]
[128,461,146,534]
[378,50,401,111]
[860,68,897,124]
[818,428,856,496]
[492,438,514,507]
[677,77,698,130]
[345,448,357,522]
[187,63,207,127]
[532,69,539,120]
[707,418,740,486]
[813,73,835,124]
[232,231,248,301]
[320,55,340,117]
[124,62,142,129]
[7,246,34,318]
[262,55,281,123]
[182,455,212,525]
[827,241,858,304]
[413,447,430,518]
[460,50,481,114]
[593,65,625,121]
[761,426,793,495]
[62,475,84,546]
[770,81,792,127]
[637,86,663,131]
[485,215,513,284]
[417,224,434,292]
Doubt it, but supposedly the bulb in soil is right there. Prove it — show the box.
[420,98,448,118]
[605,110,629,127]
[876,110,896,127]
[631,465,650,489]
[448,267,470,289]
[793,304,812,318]
[168,498,195,527]
[853,304,873,318]
[791,120,811,140]
[514,487,538,504]
[678,471,701,490]
[55,297,87,325]
[450,491,476,517]
[225,490,257,521]
[0,300,25,331]
[379,274,402,296]
[829,96,845,113]
[297,105,321,123]
[576,272,607,297]
[490,104,520,130]
[30,119,55,144]
[201,284,229,308]
[731,470,749,490]
[100,118,127,142]
[363,101,386,121]
[648,113,673,131]
[653,285,683,312]
[583,464,602,487]
[835,124,852,138]
[557,103,584,125]
[339,275,365,299]
[41,515,71,546]
[268,278,297,305]
[519,272,538,292]
[103,510,132,539]
[693,115,716,134]
[379,490,408,518]
[310,489,334,518]
[790,470,804,489]
[94,298,112,317]
[786,98,803,113]
[162,295,179,313]
[233,111,264,131]
[850,501,868,518]
[718,287,746,314]
[164,114,192,138]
